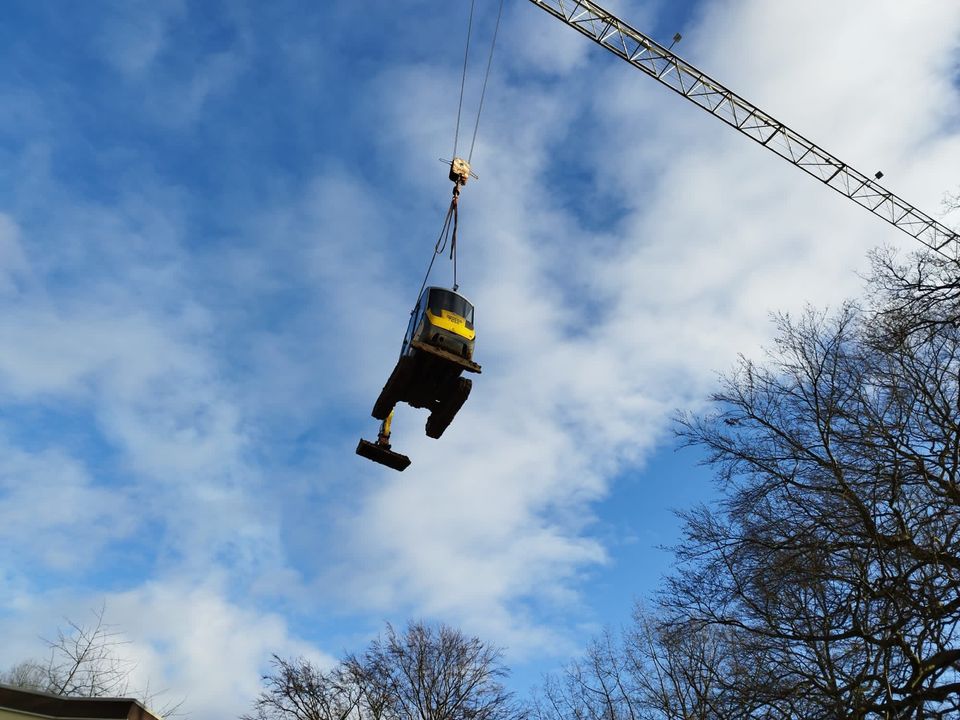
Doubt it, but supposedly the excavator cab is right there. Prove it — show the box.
[403,287,476,361]
[356,286,481,470]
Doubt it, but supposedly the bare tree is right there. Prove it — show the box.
[0,606,182,716]
[357,622,519,720]
[867,189,960,340]
[670,302,960,718]
[246,621,522,720]
[625,611,775,720]
[243,656,361,720]
[531,608,773,720]
[1,660,49,692]
[867,246,960,340]
[532,627,641,720]
[1,605,132,697]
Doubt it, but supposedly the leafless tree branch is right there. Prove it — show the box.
[246,622,522,720]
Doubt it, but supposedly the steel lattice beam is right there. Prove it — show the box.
[525,0,959,258]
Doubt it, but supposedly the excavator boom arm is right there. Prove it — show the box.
[525,0,959,258]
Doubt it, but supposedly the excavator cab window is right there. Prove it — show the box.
[402,290,430,354]
[427,288,474,326]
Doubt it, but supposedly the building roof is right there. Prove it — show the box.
[0,683,160,720]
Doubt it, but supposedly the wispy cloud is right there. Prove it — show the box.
[0,1,957,717]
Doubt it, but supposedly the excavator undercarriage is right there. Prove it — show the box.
[372,340,479,439]
[356,286,481,472]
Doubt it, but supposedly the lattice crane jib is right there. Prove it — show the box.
[525,0,959,259]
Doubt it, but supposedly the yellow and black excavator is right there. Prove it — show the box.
[356,284,481,471]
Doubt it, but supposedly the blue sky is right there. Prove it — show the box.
[1,1,959,717]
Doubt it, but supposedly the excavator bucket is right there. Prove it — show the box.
[356,438,411,472]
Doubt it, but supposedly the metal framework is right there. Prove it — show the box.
[525,0,959,258]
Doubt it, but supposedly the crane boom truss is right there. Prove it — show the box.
[525,0,959,258]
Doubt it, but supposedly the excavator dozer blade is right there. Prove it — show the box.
[356,438,411,472]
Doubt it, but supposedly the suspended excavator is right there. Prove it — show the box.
[356,284,481,471]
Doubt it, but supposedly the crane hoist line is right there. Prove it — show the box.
[525,0,960,261]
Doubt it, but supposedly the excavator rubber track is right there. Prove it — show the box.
[371,342,481,422]
[425,377,472,439]
[372,356,415,421]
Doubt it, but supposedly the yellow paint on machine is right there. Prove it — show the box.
[426,309,475,340]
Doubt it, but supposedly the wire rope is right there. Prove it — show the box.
[468,0,505,163]
[416,198,458,305]
[421,0,503,302]
[452,201,459,291]
[452,0,476,159]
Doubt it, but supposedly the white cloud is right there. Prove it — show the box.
[0,190,289,583]
[0,441,135,572]
[110,580,334,719]
[94,0,250,126]
[0,1,958,716]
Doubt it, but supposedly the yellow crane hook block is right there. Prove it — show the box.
[449,157,471,186]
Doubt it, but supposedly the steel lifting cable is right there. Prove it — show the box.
[416,201,458,302]
[468,0,505,163]
[452,0,476,161]
[422,0,503,295]
[451,0,505,290]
